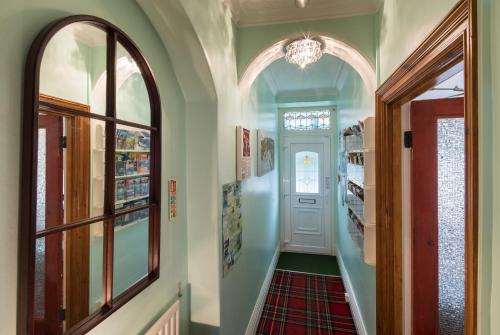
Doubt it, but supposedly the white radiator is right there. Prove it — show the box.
[146,300,180,335]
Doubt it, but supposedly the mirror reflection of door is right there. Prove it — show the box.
[35,113,64,334]
[282,136,331,254]
[35,96,92,334]
[411,98,465,335]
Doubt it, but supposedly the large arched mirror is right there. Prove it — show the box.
[20,16,161,335]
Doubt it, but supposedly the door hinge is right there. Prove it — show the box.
[58,307,66,322]
[404,131,412,148]
[60,135,67,149]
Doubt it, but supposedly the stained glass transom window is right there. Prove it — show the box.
[295,151,319,194]
[284,110,331,131]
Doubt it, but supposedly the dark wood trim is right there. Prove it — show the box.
[115,119,158,132]
[35,215,112,238]
[103,29,117,311]
[20,15,162,335]
[375,0,478,334]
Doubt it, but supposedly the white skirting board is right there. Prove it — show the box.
[336,247,368,335]
[245,244,280,335]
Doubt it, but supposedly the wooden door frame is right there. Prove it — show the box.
[375,1,478,334]
[39,94,92,330]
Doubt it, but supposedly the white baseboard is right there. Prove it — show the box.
[336,247,368,335]
[245,244,280,335]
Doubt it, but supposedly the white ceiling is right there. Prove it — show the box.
[261,54,351,103]
[414,71,464,101]
[228,0,383,27]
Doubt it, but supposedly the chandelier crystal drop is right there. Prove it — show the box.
[285,38,323,69]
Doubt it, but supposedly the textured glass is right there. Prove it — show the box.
[34,129,46,318]
[284,110,331,130]
[295,151,319,194]
[33,223,104,331]
[36,115,106,231]
[437,118,465,335]
[113,209,149,298]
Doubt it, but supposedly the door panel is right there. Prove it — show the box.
[411,98,464,335]
[282,136,331,254]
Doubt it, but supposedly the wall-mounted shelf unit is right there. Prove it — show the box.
[340,116,376,266]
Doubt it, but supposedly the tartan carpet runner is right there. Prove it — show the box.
[257,270,357,335]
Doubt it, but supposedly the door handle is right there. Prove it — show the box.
[299,198,316,204]
[325,176,331,189]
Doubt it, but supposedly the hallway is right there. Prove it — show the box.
[1,0,497,335]
[257,253,356,335]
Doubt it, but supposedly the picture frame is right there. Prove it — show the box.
[257,130,275,177]
[236,126,251,180]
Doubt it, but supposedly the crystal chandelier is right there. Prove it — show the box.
[284,38,324,69]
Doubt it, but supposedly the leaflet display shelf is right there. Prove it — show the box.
[341,116,376,266]
[91,123,151,237]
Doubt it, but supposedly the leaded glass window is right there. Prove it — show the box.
[295,151,319,193]
[284,110,331,131]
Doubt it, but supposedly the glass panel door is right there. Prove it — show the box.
[437,118,465,335]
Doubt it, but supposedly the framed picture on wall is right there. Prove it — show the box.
[257,130,275,177]
[236,126,251,180]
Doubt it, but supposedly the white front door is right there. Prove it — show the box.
[282,136,332,254]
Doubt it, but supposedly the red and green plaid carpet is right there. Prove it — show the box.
[257,270,357,335]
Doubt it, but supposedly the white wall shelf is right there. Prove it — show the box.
[341,116,376,266]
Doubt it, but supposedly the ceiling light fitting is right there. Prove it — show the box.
[284,37,324,69]
[295,0,310,8]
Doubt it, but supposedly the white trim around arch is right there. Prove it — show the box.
[238,34,376,95]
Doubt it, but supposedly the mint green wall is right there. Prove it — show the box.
[177,2,281,334]
[237,14,377,79]
[487,0,500,333]
[377,0,459,82]
[0,1,189,334]
[335,67,376,334]
[220,74,280,335]
[139,1,281,334]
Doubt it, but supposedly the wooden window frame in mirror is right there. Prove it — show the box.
[19,15,162,335]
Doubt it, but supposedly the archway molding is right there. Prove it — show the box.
[239,33,376,94]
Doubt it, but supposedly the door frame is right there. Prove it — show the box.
[375,0,478,334]
[280,134,334,255]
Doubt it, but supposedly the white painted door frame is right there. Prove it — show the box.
[280,135,333,255]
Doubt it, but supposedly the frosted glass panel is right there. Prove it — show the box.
[33,222,104,331]
[295,151,319,194]
[35,129,46,318]
[437,118,465,335]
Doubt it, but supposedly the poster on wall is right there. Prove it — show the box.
[222,181,242,276]
[169,179,177,221]
[257,130,275,177]
[236,126,251,180]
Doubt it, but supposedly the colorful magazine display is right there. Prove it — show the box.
[114,127,151,228]
[116,128,151,151]
[115,180,126,201]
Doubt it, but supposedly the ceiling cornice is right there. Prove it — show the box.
[231,0,383,28]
